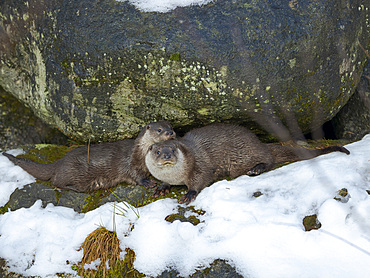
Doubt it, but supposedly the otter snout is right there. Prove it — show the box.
[166,130,176,139]
[159,151,177,166]
[163,153,172,159]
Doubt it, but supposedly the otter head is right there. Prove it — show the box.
[145,140,187,185]
[140,121,176,148]
[147,142,180,167]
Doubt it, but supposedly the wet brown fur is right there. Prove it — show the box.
[3,121,175,192]
[146,123,350,204]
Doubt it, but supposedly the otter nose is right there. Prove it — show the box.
[166,131,174,136]
[163,153,172,159]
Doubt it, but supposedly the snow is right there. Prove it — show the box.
[0,149,35,207]
[119,0,214,13]
[0,135,370,277]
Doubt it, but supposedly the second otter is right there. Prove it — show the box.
[145,124,350,204]
[3,121,175,192]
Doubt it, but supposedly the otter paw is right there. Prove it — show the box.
[247,163,267,176]
[153,183,171,197]
[179,190,197,205]
[141,178,157,189]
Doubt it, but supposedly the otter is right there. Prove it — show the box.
[3,121,175,192]
[145,124,350,204]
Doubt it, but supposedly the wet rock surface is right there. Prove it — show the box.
[0,0,368,142]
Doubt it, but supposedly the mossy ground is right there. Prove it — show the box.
[81,188,117,213]
[17,144,79,164]
[0,205,9,215]
[302,215,322,231]
[165,206,206,226]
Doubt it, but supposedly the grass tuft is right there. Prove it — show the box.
[76,226,143,277]
[77,226,121,277]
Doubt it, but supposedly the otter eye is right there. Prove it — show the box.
[157,129,162,133]
[156,151,161,155]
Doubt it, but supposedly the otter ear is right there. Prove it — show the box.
[148,145,153,151]
[146,125,151,130]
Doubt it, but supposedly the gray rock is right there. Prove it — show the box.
[101,183,152,206]
[6,182,89,212]
[158,259,244,278]
[192,259,244,278]
[332,60,370,141]
[5,181,154,213]
[0,87,69,150]
[0,0,368,142]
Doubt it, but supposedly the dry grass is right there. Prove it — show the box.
[77,226,122,277]
[76,226,142,278]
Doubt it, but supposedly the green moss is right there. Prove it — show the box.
[0,204,9,215]
[17,144,72,163]
[165,213,183,222]
[335,188,348,198]
[187,206,206,216]
[81,188,117,213]
[188,215,201,225]
[303,214,321,231]
[165,206,205,226]
[54,189,63,202]
[253,191,263,198]
[170,52,180,61]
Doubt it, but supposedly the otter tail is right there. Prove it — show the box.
[266,144,350,164]
[3,152,56,181]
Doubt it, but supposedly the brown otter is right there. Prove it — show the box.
[145,124,350,204]
[3,121,175,192]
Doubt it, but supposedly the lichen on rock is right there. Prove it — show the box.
[0,0,368,142]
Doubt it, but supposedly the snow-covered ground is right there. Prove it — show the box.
[119,0,214,12]
[0,135,369,277]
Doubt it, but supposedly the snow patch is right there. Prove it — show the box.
[0,135,369,277]
[119,0,214,13]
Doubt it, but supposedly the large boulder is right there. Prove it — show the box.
[0,0,368,142]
